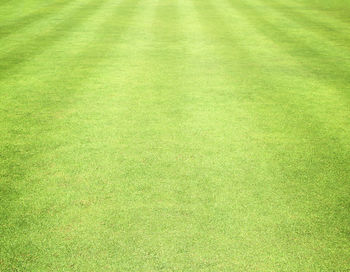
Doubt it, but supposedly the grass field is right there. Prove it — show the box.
[1,0,350,270]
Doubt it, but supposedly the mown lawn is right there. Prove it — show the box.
[0,0,349,270]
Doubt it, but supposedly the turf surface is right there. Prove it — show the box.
[1,0,350,270]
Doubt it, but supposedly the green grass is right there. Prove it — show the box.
[1,0,349,270]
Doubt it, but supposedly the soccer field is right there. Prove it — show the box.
[1,0,349,270]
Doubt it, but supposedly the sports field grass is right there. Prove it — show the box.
[1,0,350,270]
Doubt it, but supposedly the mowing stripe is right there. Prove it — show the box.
[191,0,350,269]
[0,0,77,40]
[0,0,110,79]
[266,0,350,49]
[0,0,349,270]
[225,0,350,98]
